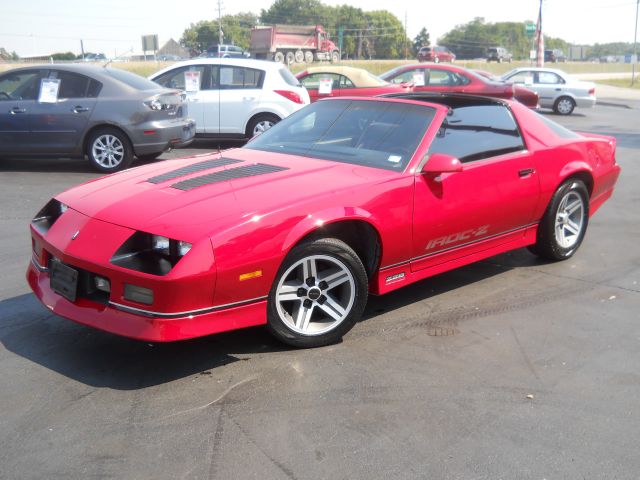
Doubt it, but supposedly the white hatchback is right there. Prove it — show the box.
[150,58,310,138]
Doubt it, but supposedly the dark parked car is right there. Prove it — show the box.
[0,65,195,172]
[544,49,566,63]
[487,47,512,63]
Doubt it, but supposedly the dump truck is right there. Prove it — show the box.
[250,25,340,64]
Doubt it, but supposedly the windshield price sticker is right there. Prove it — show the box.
[39,78,61,103]
[318,77,333,94]
[412,73,425,86]
[184,71,201,92]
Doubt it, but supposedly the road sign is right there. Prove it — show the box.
[525,22,536,37]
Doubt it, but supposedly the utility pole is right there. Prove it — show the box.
[404,11,408,60]
[217,0,224,45]
[633,0,639,86]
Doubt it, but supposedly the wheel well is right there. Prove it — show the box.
[564,171,594,197]
[298,220,381,278]
[83,124,131,154]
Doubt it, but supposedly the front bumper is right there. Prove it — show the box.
[131,119,196,157]
[27,259,267,342]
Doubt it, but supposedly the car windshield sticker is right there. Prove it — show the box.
[220,67,233,86]
[318,77,332,94]
[184,70,200,92]
[412,73,425,86]
[38,78,60,103]
[388,155,402,163]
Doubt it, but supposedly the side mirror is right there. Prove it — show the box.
[422,153,463,174]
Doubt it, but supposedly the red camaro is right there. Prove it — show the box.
[296,66,411,102]
[27,94,620,348]
[381,63,539,108]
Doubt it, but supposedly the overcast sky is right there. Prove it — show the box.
[1,0,638,57]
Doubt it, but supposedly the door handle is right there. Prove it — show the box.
[72,106,89,113]
[518,168,535,177]
[555,88,562,91]
[10,107,26,114]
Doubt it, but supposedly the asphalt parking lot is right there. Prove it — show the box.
[1,104,639,479]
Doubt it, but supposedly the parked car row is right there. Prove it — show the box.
[0,58,595,172]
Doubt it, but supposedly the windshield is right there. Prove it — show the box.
[104,68,160,90]
[245,99,436,171]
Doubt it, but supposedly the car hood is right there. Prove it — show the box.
[56,149,394,242]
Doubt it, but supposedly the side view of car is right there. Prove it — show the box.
[0,65,195,172]
[501,67,596,115]
[487,47,512,63]
[380,63,538,108]
[296,66,411,102]
[417,45,455,63]
[27,94,620,348]
[200,44,249,59]
[150,58,309,139]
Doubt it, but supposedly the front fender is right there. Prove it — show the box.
[282,206,381,253]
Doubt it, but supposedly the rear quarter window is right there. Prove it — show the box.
[428,104,526,162]
[105,68,160,90]
[279,68,302,87]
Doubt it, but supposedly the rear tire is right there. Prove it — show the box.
[304,50,314,63]
[246,113,280,138]
[285,51,295,64]
[554,96,576,115]
[86,127,133,173]
[273,51,285,63]
[529,179,589,261]
[434,57,440,63]
[267,238,368,348]
[294,50,304,63]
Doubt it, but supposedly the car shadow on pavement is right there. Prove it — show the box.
[0,293,287,390]
[1,249,545,390]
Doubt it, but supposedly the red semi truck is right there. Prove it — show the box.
[250,25,340,64]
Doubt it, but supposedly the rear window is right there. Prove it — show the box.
[104,68,159,90]
[279,68,301,87]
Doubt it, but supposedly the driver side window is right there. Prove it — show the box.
[0,71,42,101]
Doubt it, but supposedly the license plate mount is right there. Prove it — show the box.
[50,260,78,302]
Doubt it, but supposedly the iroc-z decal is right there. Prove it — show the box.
[426,225,490,251]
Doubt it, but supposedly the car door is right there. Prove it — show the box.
[0,69,44,153]
[411,103,540,272]
[218,65,264,135]
[534,71,565,108]
[29,70,99,153]
[152,64,210,134]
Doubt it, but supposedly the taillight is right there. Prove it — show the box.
[274,90,304,104]
[588,87,595,95]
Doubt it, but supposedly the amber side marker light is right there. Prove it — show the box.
[239,270,263,281]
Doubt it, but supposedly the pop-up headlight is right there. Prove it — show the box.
[32,199,68,234]
[111,232,192,276]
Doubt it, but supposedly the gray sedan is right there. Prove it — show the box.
[0,64,195,172]
[501,67,596,115]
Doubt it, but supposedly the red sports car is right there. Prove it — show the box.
[27,94,620,348]
[296,66,411,103]
[381,63,539,108]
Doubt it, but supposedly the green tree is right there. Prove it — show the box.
[412,27,430,56]
[180,13,258,54]
[51,52,77,61]
[261,0,331,26]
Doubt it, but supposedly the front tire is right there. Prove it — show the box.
[267,238,368,348]
[530,179,589,261]
[86,127,133,173]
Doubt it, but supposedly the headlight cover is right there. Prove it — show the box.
[32,199,68,234]
[111,232,192,276]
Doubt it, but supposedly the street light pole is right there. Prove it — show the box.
[633,0,639,86]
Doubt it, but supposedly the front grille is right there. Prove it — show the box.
[147,158,243,184]
[171,163,289,191]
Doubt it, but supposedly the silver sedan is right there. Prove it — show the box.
[501,67,596,115]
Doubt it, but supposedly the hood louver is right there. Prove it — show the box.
[171,164,289,191]
[147,158,243,184]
